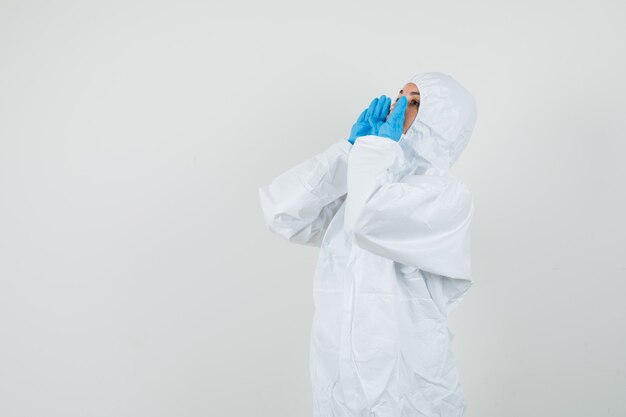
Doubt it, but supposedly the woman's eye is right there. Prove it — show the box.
[395,97,418,105]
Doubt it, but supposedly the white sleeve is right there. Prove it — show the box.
[259,140,351,247]
[344,135,474,280]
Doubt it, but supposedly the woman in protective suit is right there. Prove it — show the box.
[259,72,478,417]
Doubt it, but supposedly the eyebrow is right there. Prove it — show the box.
[399,90,420,95]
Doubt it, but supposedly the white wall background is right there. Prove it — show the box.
[1,1,625,416]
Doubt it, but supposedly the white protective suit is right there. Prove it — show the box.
[259,72,478,417]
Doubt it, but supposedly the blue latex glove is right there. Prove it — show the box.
[378,96,407,142]
[347,107,369,145]
[366,95,391,136]
[347,95,391,144]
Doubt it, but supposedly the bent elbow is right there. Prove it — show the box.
[351,214,394,259]
[266,216,323,247]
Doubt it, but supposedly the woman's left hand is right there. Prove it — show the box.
[378,96,407,142]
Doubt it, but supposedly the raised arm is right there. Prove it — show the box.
[259,139,351,247]
[344,135,474,280]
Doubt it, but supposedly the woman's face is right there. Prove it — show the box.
[387,82,420,134]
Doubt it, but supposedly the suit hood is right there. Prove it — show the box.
[396,72,478,176]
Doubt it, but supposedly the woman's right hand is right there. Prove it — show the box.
[347,95,391,144]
